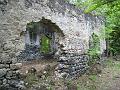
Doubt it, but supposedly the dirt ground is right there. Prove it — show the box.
[97,59,120,90]
[19,59,58,75]
[19,58,120,90]
[76,58,120,90]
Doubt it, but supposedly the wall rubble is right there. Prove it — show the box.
[55,46,89,79]
[0,60,25,90]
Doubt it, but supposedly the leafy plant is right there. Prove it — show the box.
[67,0,120,56]
[87,33,101,66]
[40,34,51,54]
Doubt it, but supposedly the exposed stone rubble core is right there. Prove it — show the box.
[17,45,41,61]
[0,60,25,90]
[55,47,89,79]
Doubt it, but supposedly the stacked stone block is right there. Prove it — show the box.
[56,50,89,79]
[17,45,41,61]
[0,60,25,90]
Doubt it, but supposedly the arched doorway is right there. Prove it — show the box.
[40,34,51,54]
[18,17,64,61]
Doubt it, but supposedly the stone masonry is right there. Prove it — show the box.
[55,51,89,79]
[0,60,25,90]
[0,0,106,78]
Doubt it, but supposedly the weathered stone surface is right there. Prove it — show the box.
[6,70,13,79]
[0,68,8,78]
[55,46,89,79]
[0,61,25,89]
[0,0,106,62]
[0,64,8,69]
[17,45,41,61]
[0,0,106,79]
[10,63,22,70]
[8,80,25,89]
[2,59,12,64]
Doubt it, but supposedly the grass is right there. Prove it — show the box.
[89,75,97,82]
[113,62,120,69]
[76,74,98,90]
[24,73,38,87]
[106,59,120,69]
[106,59,114,67]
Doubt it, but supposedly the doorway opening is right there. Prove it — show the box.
[18,17,64,61]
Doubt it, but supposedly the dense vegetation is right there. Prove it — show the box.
[68,0,120,56]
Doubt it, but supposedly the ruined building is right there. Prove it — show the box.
[0,0,106,78]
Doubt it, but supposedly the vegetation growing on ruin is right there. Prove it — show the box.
[67,0,120,56]
[41,35,51,54]
[87,33,101,66]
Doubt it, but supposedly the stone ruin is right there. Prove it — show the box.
[55,49,89,79]
[0,60,25,90]
[17,18,64,61]
[0,0,106,81]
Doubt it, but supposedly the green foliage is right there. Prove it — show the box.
[114,62,120,69]
[89,75,97,82]
[107,59,120,69]
[41,35,51,54]
[106,59,114,67]
[67,0,120,55]
[87,33,101,66]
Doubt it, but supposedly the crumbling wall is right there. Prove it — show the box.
[0,0,106,78]
[0,0,105,60]
[55,52,89,79]
[0,60,25,90]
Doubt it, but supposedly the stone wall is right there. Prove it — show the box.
[0,60,25,90]
[55,46,89,79]
[0,0,105,61]
[0,0,106,78]
[56,53,89,79]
